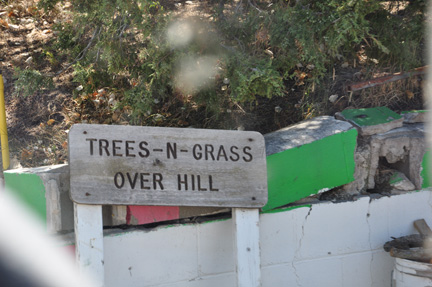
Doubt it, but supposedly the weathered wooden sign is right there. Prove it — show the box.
[69,124,267,207]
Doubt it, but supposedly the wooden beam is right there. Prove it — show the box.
[390,247,432,263]
[414,219,432,236]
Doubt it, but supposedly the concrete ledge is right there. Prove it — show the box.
[401,110,427,123]
[264,116,357,211]
[335,107,403,136]
[265,116,354,155]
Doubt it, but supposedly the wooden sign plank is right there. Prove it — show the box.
[69,124,267,207]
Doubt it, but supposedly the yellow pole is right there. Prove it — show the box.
[0,75,9,170]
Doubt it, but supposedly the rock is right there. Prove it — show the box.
[367,123,426,190]
[389,171,415,191]
[338,140,372,195]
[402,111,427,123]
[8,24,19,30]
[329,94,338,103]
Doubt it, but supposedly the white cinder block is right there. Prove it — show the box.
[368,190,432,249]
[104,225,199,287]
[294,257,344,287]
[261,263,298,286]
[260,207,310,266]
[366,195,392,250]
[156,273,236,287]
[385,191,432,238]
[370,250,395,287]
[340,252,373,287]
[197,219,234,275]
[297,198,371,259]
[364,191,432,249]
[74,190,432,287]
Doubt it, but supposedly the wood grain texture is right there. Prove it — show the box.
[414,219,432,236]
[69,124,267,207]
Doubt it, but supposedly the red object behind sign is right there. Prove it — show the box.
[126,206,180,225]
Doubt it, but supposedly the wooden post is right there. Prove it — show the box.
[74,203,104,286]
[233,208,261,287]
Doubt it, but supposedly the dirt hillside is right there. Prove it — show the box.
[0,0,425,168]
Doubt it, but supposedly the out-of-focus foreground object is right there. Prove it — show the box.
[0,188,97,287]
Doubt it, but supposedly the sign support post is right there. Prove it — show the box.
[233,207,261,287]
[74,203,104,287]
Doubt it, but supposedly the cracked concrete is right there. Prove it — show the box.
[366,198,374,286]
[338,139,372,195]
[368,123,426,190]
[330,121,427,200]
[292,206,313,287]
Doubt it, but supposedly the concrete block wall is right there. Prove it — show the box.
[95,189,432,287]
[4,108,430,231]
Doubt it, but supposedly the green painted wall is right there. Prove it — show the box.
[422,150,431,189]
[263,129,358,211]
[4,172,47,222]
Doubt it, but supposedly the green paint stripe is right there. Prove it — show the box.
[4,172,47,222]
[422,150,431,189]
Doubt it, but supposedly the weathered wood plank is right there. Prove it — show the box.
[74,203,104,286]
[390,247,432,263]
[414,219,432,236]
[383,234,425,252]
[233,208,261,287]
[69,124,267,207]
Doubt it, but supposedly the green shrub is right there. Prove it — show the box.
[13,68,54,97]
[16,0,424,123]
